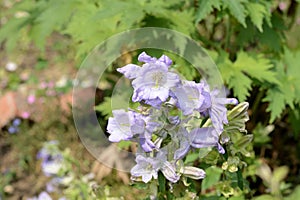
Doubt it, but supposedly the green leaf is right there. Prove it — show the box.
[229,196,245,200]
[0,17,30,51]
[273,166,289,183]
[226,102,250,134]
[184,153,199,164]
[173,58,197,80]
[264,48,300,122]
[236,169,244,190]
[167,9,195,35]
[195,0,222,23]
[201,166,223,190]
[146,2,195,35]
[253,123,273,145]
[233,52,279,85]
[258,23,283,52]
[117,141,132,149]
[233,135,253,150]
[285,185,300,200]
[29,0,79,49]
[228,72,252,102]
[94,97,113,120]
[263,88,286,123]
[288,108,300,137]
[246,2,267,32]
[253,195,275,200]
[218,51,279,101]
[158,172,166,195]
[224,0,247,27]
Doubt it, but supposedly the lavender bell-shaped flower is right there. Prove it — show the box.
[131,154,159,183]
[131,151,180,183]
[174,127,224,160]
[117,52,180,107]
[171,80,205,115]
[190,127,225,154]
[107,109,145,142]
[107,109,163,152]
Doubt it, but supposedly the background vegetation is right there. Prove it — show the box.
[0,0,300,199]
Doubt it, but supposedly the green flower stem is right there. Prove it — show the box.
[158,172,166,199]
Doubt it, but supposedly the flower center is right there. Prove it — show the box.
[152,72,164,88]
[146,163,153,171]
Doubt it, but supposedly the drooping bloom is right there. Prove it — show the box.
[107,109,163,152]
[117,52,180,107]
[174,127,224,160]
[131,151,180,183]
[200,81,238,134]
[171,80,238,134]
[131,154,159,183]
[107,109,144,142]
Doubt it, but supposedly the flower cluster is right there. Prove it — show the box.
[107,52,238,183]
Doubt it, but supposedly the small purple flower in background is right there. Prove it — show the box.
[46,176,73,193]
[117,52,180,107]
[8,126,18,134]
[27,94,36,104]
[27,191,52,200]
[8,118,21,134]
[41,156,64,177]
[37,141,64,176]
[38,192,52,200]
[12,118,21,126]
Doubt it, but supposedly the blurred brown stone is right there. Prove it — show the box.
[0,92,17,128]
[0,87,103,128]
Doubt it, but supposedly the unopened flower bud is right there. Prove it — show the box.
[161,162,180,183]
[181,166,206,180]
